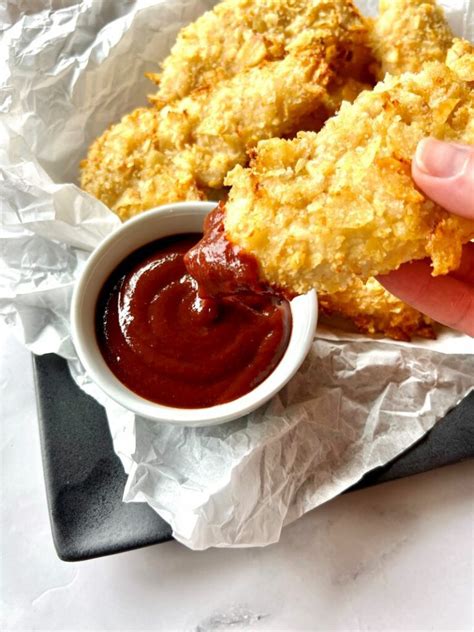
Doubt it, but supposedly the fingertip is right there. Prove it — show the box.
[413,137,434,175]
[411,140,474,219]
[413,138,471,178]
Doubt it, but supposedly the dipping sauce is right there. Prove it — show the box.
[96,233,291,408]
[185,203,296,301]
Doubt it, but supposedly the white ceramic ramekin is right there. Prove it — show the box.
[71,201,317,426]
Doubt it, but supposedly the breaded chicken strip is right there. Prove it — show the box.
[318,278,435,341]
[223,51,474,296]
[80,108,204,218]
[150,0,373,106]
[81,48,331,220]
[184,48,331,189]
[371,0,453,78]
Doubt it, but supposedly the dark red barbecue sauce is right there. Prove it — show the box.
[185,203,296,301]
[96,227,291,409]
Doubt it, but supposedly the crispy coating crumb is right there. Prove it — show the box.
[153,0,373,105]
[224,51,474,296]
[319,278,436,341]
[447,38,474,82]
[371,0,453,78]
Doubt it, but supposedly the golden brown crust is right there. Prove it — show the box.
[371,0,453,78]
[79,108,204,221]
[317,27,471,342]
[224,50,474,295]
[153,0,373,105]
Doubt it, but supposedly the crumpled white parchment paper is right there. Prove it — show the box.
[1,0,473,549]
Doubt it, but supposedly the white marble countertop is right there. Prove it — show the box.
[1,326,473,632]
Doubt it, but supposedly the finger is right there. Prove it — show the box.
[377,260,474,337]
[412,138,474,219]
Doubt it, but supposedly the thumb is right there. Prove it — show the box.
[412,138,474,219]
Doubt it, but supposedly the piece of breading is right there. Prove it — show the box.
[371,0,453,79]
[223,50,474,296]
[318,278,436,341]
[81,48,333,220]
[151,0,373,106]
[447,38,474,83]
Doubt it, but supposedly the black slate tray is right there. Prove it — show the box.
[33,353,474,562]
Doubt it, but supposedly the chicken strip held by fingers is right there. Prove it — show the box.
[318,26,468,340]
[218,48,474,297]
[150,0,374,106]
[81,47,332,220]
[371,0,453,79]
[325,3,456,340]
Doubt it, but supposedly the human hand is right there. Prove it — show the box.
[378,138,474,337]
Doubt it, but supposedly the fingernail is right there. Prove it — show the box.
[415,138,471,178]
